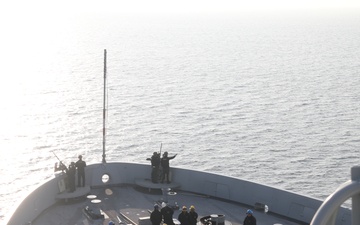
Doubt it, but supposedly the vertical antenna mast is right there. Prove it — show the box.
[102,49,107,163]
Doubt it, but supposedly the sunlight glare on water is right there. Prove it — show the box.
[1,6,360,223]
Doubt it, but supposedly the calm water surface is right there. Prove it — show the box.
[1,11,360,222]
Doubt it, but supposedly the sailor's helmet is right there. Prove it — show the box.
[246,209,253,215]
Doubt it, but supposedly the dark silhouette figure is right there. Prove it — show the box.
[54,161,67,172]
[75,155,86,187]
[178,206,191,225]
[64,162,76,192]
[161,152,177,183]
[243,209,256,225]
[147,152,161,183]
[189,205,198,225]
[150,204,162,225]
[161,202,175,225]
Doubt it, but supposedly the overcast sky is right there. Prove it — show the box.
[2,0,360,16]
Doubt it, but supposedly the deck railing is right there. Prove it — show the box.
[310,166,360,225]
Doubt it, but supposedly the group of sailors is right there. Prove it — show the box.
[54,155,86,192]
[145,151,256,225]
[149,203,256,225]
[57,152,257,225]
[150,202,198,225]
[149,204,256,225]
[147,151,177,184]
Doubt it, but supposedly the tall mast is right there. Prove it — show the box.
[102,49,107,163]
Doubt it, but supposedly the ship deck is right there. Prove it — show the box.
[32,182,301,225]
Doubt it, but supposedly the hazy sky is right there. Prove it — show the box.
[1,0,359,61]
[2,0,360,16]
[80,0,360,13]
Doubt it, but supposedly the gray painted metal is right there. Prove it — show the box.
[5,162,353,225]
[352,166,360,225]
[310,166,360,225]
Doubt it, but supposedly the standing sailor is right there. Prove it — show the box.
[63,162,76,192]
[75,155,86,187]
[188,205,198,225]
[243,209,256,225]
[161,202,175,225]
[161,152,177,184]
[150,152,161,183]
[178,206,190,225]
[150,204,162,225]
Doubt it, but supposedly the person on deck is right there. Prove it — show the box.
[147,152,161,183]
[54,161,67,172]
[178,206,190,225]
[63,162,76,192]
[161,152,177,183]
[150,204,162,225]
[243,209,256,225]
[75,155,86,187]
[161,202,175,225]
[188,205,198,225]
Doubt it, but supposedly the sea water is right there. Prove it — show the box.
[0,11,360,223]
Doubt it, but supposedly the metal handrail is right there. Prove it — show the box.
[310,166,360,225]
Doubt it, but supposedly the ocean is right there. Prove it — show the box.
[1,11,360,223]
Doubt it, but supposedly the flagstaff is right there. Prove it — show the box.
[102,49,107,163]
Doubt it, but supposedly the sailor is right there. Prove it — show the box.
[178,206,190,225]
[65,162,76,192]
[161,202,175,225]
[109,221,115,225]
[147,152,161,183]
[150,204,162,225]
[161,152,177,184]
[54,161,67,172]
[75,155,86,187]
[188,205,198,225]
[243,209,256,225]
